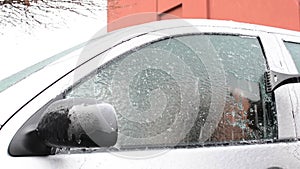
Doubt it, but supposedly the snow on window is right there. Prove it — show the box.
[67,34,277,149]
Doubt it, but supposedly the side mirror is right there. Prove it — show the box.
[37,98,118,148]
[9,98,118,156]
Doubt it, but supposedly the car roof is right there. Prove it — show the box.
[109,18,300,37]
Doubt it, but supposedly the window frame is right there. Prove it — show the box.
[66,33,274,147]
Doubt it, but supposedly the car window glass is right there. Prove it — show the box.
[66,34,277,149]
[284,41,300,72]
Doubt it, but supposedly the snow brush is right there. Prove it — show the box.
[265,70,300,93]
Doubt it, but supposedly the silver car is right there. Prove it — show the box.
[1,19,300,169]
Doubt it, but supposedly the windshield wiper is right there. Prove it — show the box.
[265,70,300,93]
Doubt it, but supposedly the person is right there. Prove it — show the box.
[210,88,254,142]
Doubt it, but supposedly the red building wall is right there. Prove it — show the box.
[209,0,300,31]
[108,0,300,31]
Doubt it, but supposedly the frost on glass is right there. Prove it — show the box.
[202,35,277,142]
[284,42,300,72]
[67,34,277,149]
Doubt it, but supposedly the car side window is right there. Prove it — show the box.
[284,41,300,72]
[66,34,277,149]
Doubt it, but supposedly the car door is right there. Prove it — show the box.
[1,24,300,169]
[275,33,300,139]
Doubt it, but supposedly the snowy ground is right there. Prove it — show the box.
[0,0,107,81]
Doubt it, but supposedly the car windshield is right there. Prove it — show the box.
[0,42,87,93]
[0,29,133,94]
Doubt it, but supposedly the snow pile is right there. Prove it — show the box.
[0,0,107,81]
